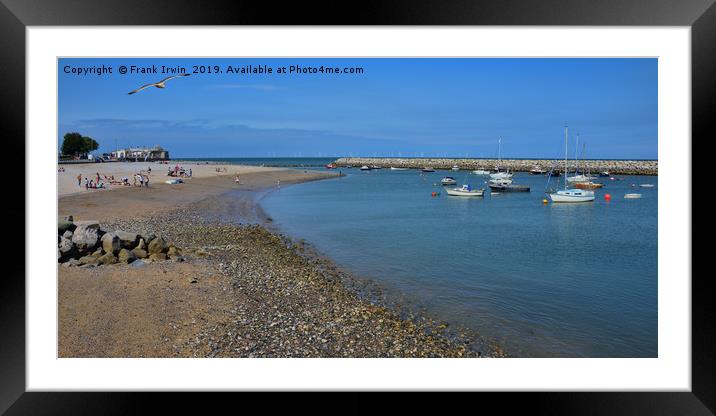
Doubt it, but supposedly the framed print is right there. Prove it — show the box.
[2,0,712,413]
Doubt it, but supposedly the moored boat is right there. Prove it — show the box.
[599,171,610,177]
[530,166,547,175]
[548,126,595,203]
[488,183,530,192]
[360,165,371,171]
[573,181,604,189]
[451,165,460,171]
[421,167,435,172]
[441,177,457,186]
[445,184,484,197]
[624,193,642,199]
[390,167,408,171]
[472,169,490,175]
[325,163,337,169]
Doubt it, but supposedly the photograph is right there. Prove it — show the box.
[56,57,658,359]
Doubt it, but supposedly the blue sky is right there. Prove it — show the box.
[58,58,657,159]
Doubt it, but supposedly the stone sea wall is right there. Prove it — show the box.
[333,158,657,175]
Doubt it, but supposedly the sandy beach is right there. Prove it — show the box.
[58,164,503,358]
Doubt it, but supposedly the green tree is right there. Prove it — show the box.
[61,132,99,156]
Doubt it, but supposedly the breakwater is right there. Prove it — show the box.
[332,158,657,175]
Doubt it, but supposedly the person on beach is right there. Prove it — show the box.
[144,175,149,187]
[148,166,151,174]
[139,175,144,187]
[235,174,240,184]
[188,168,192,177]
[84,177,89,190]
[277,179,281,188]
[77,174,82,186]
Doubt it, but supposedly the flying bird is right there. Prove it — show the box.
[128,73,191,95]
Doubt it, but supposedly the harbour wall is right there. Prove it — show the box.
[333,158,657,175]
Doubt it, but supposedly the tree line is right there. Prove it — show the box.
[61,132,99,157]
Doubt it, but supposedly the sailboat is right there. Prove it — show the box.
[549,126,595,203]
[490,137,513,180]
[446,171,484,196]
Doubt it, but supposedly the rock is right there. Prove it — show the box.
[58,238,77,260]
[149,252,167,261]
[115,231,139,249]
[91,248,104,258]
[131,248,148,259]
[136,238,146,250]
[195,249,210,257]
[78,255,98,266]
[97,252,117,265]
[118,248,136,263]
[189,277,198,283]
[169,255,184,262]
[62,230,73,240]
[148,236,167,255]
[58,219,76,234]
[101,232,121,254]
[167,246,182,257]
[71,223,100,251]
[140,232,156,246]
[62,258,80,268]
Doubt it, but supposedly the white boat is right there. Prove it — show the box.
[390,167,407,171]
[549,126,595,203]
[624,193,642,199]
[488,177,512,186]
[472,169,490,175]
[360,165,371,171]
[490,137,513,180]
[451,165,460,171]
[441,177,457,185]
[445,184,484,197]
[421,167,435,172]
[639,184,655,188]
[566,174,592,183]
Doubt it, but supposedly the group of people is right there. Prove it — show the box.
[168,165,192,177]
[76,169,151,190]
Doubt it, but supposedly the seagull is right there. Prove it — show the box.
[128,73,191,95]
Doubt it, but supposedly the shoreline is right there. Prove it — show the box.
[58,167,504,357]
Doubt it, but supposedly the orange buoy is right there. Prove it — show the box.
[604,193,611,201]
[542,198,548,204]
[431,191,437,197]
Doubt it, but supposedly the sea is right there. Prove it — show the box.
[188,158,659,357]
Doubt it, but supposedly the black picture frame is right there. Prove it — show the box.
[1,0,711,413]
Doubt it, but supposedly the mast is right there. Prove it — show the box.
[575,133,579,176]
[564,126,568,189]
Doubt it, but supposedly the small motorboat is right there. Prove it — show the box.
[624,193,642,199]
[422,167,435,173]
[451,165,460,171]
[573,181,604,189]
[609,177,623,181]
[472,169,490,175]
[445,184,484,197]
[639,184,655,188]
[325,163,337,169]
[441,177,457,186]
[530,166,547,175]
[370,165,382,170]
[599,171,610,177]
[489,170,513,180]
[390,167,408,171]
[360,165,371,171]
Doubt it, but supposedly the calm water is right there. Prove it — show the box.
[261,168,658,357]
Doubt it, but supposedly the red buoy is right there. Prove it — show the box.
[431,191,437,197]
[604,193,611,201]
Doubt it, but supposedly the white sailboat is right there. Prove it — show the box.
[490,137,513,180]
[549,126,595,203]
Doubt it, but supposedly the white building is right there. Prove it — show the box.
[110,146,169,161]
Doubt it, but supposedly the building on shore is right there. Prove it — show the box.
[109,146,170,162]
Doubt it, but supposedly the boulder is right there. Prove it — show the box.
[97,252,117,265]
[118,248,137,264]
[131,248,148,259]
[58,238,77,261]
[101,232,121,254]
[91,248,104,258]
[136,238,146,250]
[71,223,100,251]
[58,219,76,234]
[167,246,182,257]
[115,231,140,249]
[62,230,74,240]
[149,252,167,261]
[148,236,167,255]
[62,258,80,268]
[78,255,98,266]
[139,232,156,246]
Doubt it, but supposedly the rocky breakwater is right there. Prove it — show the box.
[333,158,658,175]
[58,216,185,267]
